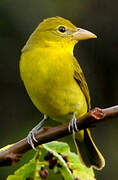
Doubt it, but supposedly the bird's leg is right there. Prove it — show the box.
[68,113,78,134]
[27,115,47,150]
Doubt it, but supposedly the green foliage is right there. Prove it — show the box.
[7,159,35,180]
[43,142,74,180]
[6,141,95,180]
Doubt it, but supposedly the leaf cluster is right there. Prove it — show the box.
[6,141,95,180]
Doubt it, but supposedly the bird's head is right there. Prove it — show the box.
[22,17,97,52]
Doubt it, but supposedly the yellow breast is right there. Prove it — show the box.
[20,47,87,122]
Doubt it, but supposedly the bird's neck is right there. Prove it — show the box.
[22,34,76,55]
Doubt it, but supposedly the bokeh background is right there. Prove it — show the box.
[0,0,118,179]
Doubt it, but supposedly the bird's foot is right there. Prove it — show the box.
[27,127,38,150]
[27,115,47,150]
[68,113,78,134]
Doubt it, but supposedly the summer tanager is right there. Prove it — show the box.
[20,17,105,169]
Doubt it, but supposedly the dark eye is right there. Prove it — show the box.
[58,26,66,33]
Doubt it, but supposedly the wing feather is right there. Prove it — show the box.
[72,57,91,110]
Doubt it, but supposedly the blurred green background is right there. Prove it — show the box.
[0,0,118,179]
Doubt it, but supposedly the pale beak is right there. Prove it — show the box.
[71,28,97,41]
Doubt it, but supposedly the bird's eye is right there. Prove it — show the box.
[58,26,66,33]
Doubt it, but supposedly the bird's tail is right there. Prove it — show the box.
[73,129,105,169]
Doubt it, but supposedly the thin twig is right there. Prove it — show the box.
[0,105,118,166]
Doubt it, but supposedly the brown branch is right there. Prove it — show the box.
[0,105,118,167]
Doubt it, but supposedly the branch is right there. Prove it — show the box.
[0,105,118,167]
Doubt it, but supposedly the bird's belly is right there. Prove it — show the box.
[20,50,87,123]
[26,79,88,123]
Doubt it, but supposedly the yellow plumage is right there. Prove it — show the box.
[20,17,105,169]
[20,48,87,122]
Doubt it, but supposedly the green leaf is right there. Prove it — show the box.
[43,141,70,154]
[67,152,95,180]
[43,141,74,180]
[6,176,22,180]
[7,141,95,180]
[33,153,42,180]
[7,150,48,180]
[43,141,95,180]
[7,159,35,180]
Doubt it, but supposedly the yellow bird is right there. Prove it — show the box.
[20,17,105,169]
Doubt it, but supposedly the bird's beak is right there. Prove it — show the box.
[70,28,97,41]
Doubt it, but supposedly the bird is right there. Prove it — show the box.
[19,16,105,169]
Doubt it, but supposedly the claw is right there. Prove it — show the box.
[32,133,38,142]
[27,130,38,150]
[68,119,72,133]
[68,113,78,134]
[26,115,47,150]
[27,137,37,151]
